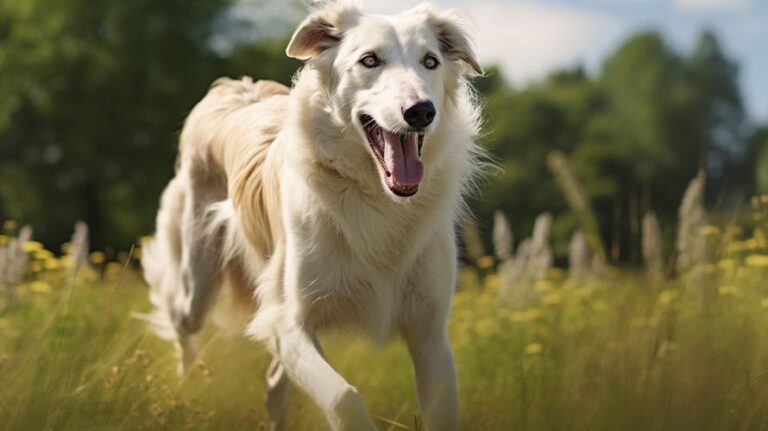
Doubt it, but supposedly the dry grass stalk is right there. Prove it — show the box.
[492,210,513,261]
[569,230,589,279]
[1,225,33,293]
[530,213,554,281]
[642,211,664,281]
[459,217,486,265]
[547,150,606,263]
[499,213,553,306]
[676,171,707,272]
[69,221,90,273]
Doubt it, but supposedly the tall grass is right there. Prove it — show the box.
[0,254,766,429]
[1,198,768,430]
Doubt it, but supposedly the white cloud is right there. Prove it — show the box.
[674,0,752,11]
[467,2,621,84]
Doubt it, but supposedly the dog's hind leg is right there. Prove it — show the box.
[174,333,197,376]
[141,177,195,373]
[173,170,227,372]
[265,356,291,431]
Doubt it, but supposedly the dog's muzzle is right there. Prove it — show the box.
[359,114,425,197]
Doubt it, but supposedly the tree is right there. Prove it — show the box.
[474,30,750,263]
[752,127,768,195]
[0,0,299,249]
[685,30,747,176]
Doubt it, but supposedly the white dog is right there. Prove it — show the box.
[140,2,483,430]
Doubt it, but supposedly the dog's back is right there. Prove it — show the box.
[179,77,289,180]
[140,77,288,355]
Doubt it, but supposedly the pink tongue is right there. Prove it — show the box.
[382,130,424,186]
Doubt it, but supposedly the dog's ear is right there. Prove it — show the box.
[429,10,484,77]
[286,3,357,60]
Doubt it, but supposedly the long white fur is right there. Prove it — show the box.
[140,2,484,430]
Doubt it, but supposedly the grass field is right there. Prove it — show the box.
[2,232,768,430]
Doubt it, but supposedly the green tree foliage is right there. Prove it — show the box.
[753,127,768,195]
[0,0,299,248]
[476,30,750,262]
[686,31,747,172]
[0,2,758,262]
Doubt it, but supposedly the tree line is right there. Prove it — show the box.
[1,0,766,262]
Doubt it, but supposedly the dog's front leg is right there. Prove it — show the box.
[405,327,459,431]
[275,323,377,431]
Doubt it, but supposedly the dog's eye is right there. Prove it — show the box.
[423,54,440,70]
[359,53,380,68]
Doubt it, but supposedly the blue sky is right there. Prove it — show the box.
[354,0,768,123]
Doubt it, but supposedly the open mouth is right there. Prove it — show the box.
[359,114,425,197]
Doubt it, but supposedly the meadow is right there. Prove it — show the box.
[1,204,768,431]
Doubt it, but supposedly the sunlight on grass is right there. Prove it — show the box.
[1,220,768,430]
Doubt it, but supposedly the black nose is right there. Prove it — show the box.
[403,101,436,128]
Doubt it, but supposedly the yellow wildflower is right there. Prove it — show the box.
[718,259,737,271]
[534,280,553,292]
[44,258,59,271]
[29,261,43,272]
[755,233,767,248]
[483,274,500,292]
[60,242,72,254]
[21,241,44,253]
[89,251,106,264]
[474,317,498,336]
[699,225,721,236]
[542,292,562,306]
[28,281,51,294]
[32,249,54,260]
[718,285,738,296]
[476,255,495,270]
[658,289,680,305]
[760,298,768,309]
[105,262,123,277]
[573,287,593,299]
[59,255,73,268]
[746,254,768,268]
[509,308,544,323]
[728,239,759,253]
[0,235,8,246]
[524,343,543,355]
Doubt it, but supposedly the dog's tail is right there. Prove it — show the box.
[135,176,186,340]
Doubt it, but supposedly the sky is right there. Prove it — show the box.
[357,0,768,122]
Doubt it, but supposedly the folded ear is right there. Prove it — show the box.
[429,10,484,77]
[286,3,357,60]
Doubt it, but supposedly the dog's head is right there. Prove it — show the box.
[286,2,482,199]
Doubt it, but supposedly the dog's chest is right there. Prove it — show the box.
[293,210,426,340]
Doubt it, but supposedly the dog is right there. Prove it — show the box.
[140,2,483,430]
